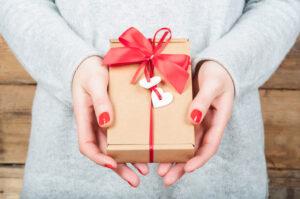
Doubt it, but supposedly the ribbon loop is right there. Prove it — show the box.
[152,27,172,55]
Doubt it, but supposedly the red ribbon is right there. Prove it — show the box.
[103,27,190,162]
[102,27,190,94]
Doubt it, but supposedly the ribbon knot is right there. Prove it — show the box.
[102,27,190,94]
[149,54,154,60]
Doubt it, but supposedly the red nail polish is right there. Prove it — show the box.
[127,181,136,188]
[99,112,110,125]
[137,168,145,175]
[190,109,202,123]
[104,164,115,170]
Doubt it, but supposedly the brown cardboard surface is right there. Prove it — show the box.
[107,38,195,163]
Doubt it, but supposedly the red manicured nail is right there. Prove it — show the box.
[127,181,136,188]
[137,168,145,175]
[99,112,110,125]
[190,109,202,123]
[104,164,115,170]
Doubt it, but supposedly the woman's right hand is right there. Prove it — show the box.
[72,56,149,187]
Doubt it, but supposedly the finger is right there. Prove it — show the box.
[115,163,140,188]
[133,163,149,176]
[163,163,185,186]
[185,94,233,173]
[74,89,117,169]
[157,163,173,177]
[84,65,114,128]
[188,79,220,125]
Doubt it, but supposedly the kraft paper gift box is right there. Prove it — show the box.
[104,27,195,163]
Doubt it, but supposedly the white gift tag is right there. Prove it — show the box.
[151,88,173,108]
[139,76,161,89]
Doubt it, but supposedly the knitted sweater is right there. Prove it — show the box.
[0,0,299,198]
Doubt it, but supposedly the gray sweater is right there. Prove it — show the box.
[1,0,299,198]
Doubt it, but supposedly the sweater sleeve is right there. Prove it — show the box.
[0,0,102,107]
[192,0,300,97]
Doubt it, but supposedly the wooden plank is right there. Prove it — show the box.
[0,85,35,114]
[0,113,31,164]
[260,90,300,169]
[0,35,35,84]
[0,85,34,163]
[0,166,23,199]
[0,166,24,178]
[268,169,300,199]
[0,178,23,199]
[0,35,300,89]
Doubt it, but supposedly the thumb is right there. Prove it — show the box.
[188,81,217,125]
[85,67,114,128]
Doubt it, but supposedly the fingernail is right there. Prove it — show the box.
[104,164,115,170]
[190,109,202,123]
[127,181,136,188]
[137,168,145,175]
[99,112,110,125]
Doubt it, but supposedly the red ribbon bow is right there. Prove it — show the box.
[102,27,190,94]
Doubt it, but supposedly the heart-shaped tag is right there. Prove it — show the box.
[139,76,162,89]
[151,88,173,108]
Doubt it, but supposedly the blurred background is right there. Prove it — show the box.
[0,35,299,199]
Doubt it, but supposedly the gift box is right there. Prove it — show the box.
[104,27,195,163]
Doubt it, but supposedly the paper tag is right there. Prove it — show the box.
[151,88,173,108]
[139,76,161,89]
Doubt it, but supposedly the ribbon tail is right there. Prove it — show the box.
[130,61,147,84]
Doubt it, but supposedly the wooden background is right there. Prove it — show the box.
[0,35,299,199]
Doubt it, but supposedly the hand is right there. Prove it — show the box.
[157,60,235,186]
[72,56,149,187]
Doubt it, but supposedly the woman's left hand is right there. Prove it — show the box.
[157,60,235,186]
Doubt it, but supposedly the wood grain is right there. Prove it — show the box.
[0,113,31,164]
[260,90,300,169]
[0,85,35,114]
[268,169,300,199]
[0,166,23,199]
[0,85,34,163]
